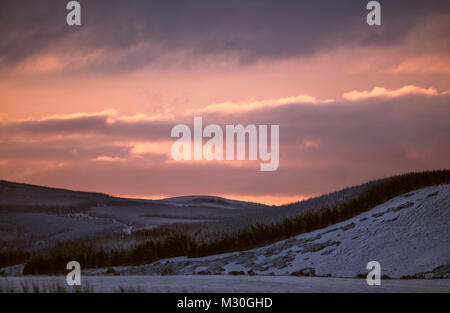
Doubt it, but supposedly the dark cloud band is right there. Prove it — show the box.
[1,0,449,72]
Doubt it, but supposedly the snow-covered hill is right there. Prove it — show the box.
[98,184,450,279]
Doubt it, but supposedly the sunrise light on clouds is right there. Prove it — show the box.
[1,0,449,204]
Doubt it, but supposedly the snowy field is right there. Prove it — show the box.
[1,180,448,293]
[0,275,449,293]
[85,184,450,279]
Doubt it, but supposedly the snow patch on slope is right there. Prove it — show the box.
[97,184,449,279]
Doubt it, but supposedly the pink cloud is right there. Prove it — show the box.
[388,54,450,74]
[0,90,449,204]
[343,85,440,101]
[92,156,127,162]
[195,94,334,114]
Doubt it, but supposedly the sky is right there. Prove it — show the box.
[0,0,449,204]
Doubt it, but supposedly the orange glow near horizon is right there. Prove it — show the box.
[115,193,314,206]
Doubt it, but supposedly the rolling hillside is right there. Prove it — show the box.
[101,184,449,279]
[0,180,269,252]
[0,170,449,279]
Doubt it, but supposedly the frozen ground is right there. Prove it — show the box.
[88,184,450,279]
[0,275,448,293]
[1,180,448,286]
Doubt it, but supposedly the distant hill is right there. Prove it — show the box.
[0,180,269,254]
